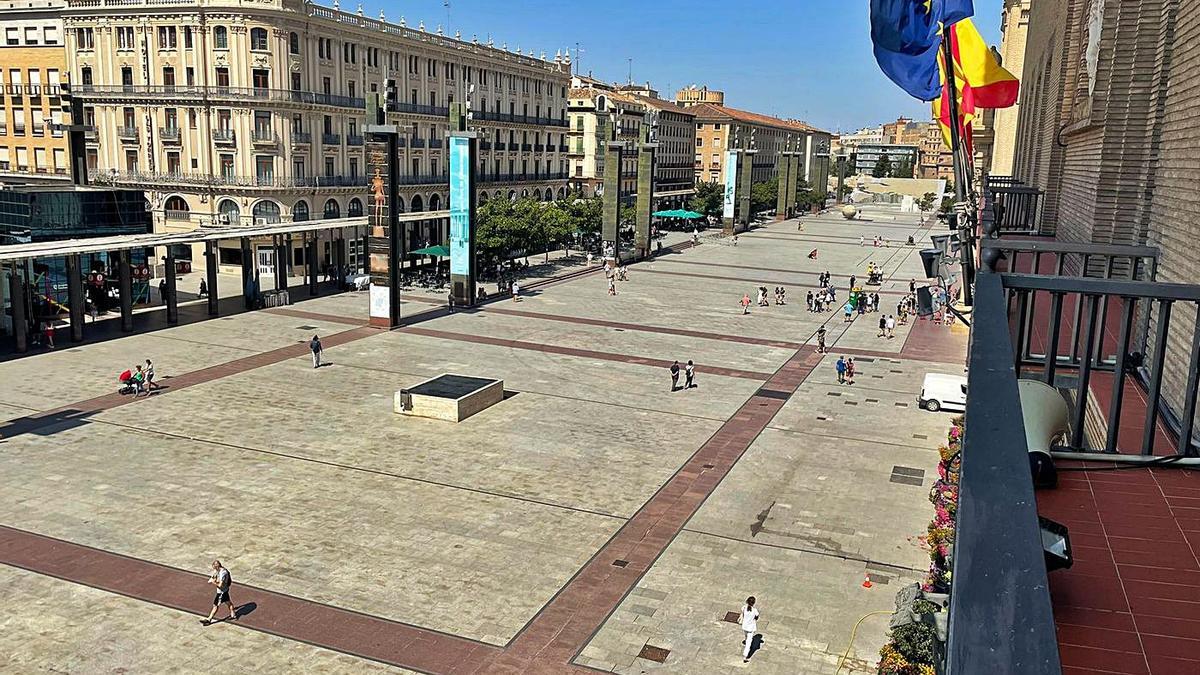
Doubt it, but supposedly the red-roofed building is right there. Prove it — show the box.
[689,102,830,192]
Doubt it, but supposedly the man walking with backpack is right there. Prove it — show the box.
[310,334,323,368]
[201,560,235,625]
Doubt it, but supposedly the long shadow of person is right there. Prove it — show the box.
[747,633,765,660]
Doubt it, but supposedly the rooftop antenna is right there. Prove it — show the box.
[627,57,633,85]
[574,42,584,75]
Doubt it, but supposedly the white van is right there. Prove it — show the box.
[919,373,968,412]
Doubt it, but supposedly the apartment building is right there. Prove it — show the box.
[59,0,571,269]
[690,103,830,189]
[566,77,643,203]
[0,0,70,183]
[631,94,697,211]
[674,85,724,108]
[919,121,955,182]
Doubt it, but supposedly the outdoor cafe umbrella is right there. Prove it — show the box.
[652,209,682,218]
[409,245,451,257]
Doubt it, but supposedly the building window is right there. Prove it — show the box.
[347,198,363,217]
[25,26,38,45]
[157,26,177,50]
[214,26,228,49]
[5,28,17,45]
[184,26,192,48]
[289,32,299,55]
[290,72,301,91]
[86,149,97,171]
[125,150,138,172]
[349,158,358,179]
[324,157,334,176]
[121,67,133,89]
[117,26,134,50]
[166,152,181,175]
[252,200,280,223]
[77,28,94,49]
[293,200,309,221]
[252,69,269,93]
[255,156,274,183]
[250,27,268,51]
[323,199,340,219]
[219,154,234,178]
[293,158,305,178]
[44,26,59,45]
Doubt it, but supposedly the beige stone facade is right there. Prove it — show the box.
[566,79,643,203]
[919,121,954,182]
[986,0,1031,176]
[630,94,696,209]
[674,85,723,108]
[689,103,830,190]
[55,0,571,268]
[0,0,70,183]
[1010,0,1200,443]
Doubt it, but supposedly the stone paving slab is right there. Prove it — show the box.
[0,565,416,674]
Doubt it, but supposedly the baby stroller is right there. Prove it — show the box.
[118,369,137,395]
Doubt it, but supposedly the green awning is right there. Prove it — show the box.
[652,209,680,217]
[410,245,451,257]
[679,210,703,219]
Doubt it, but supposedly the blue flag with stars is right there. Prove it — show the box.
[870,0,975,102]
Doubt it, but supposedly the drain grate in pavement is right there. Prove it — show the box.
[755,387,791,400]
[723,611,741,624]
[844,400,858,406]
[895,402,909,407]
[297,325,318,331]
[703,464,715,469]
[890,465,925,487]
[890,369,904,374]
[912,433,928,440]
[872,374,884,379]
[827,391,842,397]
[857,357,876,363]
[866,398,879,403]
[638,645,671,663]
[612,559,629,568]
[816,415,828,421]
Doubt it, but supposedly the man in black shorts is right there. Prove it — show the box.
[201,559,236,625]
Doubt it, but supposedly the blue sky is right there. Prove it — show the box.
[358,0,1004,132]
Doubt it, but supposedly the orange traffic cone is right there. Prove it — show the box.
[862,573,873,589]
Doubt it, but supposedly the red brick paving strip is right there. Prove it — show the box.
[398,325,775,381]
[264,307,369,326]
[640,268,910,296]
[484,347,823,672]
[0,525,502,674]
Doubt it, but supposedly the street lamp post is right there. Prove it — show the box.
[835,151,848,205]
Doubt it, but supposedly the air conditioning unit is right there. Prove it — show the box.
[255,217,267,227]
[218,214,231,224]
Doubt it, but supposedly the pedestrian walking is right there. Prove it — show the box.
[607,275,617,296]
[685,360,695,389]
[511,280,520,302]
[670,360,680,392]
[909,278,916,296]
[132,364,147,397]
[835,356,847,384]
[447,291,455,312]
[806,290,814,312]
[779,287,787,305]
[886,314,897,338]
[817,326,827,353]
[740,293,751,315]
[757,286,768,307]
[878,315,888,337]
[740,596,760,663]
[733,234,739,246]
[199,278,209,298]
[846,358,856,384]
[873,292,881,312]
[587,252,594,267]
[844,301,854,322]
[145,359,160,391]
[201,560,236,626]
[849,274,857,290]
[159,279,168,305]
[309,334,322,368]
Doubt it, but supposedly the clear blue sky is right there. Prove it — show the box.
[361,0,1004,132]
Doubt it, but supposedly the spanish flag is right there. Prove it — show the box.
[933,18,1018,150]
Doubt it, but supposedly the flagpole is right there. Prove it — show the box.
[940,23,976,307]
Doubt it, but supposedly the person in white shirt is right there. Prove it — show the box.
[201,560,235,625]
[740,596,760,662]
[511,281,520,302]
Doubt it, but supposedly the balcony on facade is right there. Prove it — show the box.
[291,131,312,145]
[117,126,138,141]
[252,129,279,146]
[322,133,341,146]
[386,101,450,117]
[88,169,364,190]
[347,134,364,147]
[76,84,365,110]
[429,138,442,149]
[213,129,236,145]
[471,109,569,128]
[159,126,181,144]
[410,138,427,149]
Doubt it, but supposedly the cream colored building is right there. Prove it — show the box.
[631,94,696,210]
[566,77,643,203]
[690,103,830,189]
[985,0,1030,175]
[0,0,70,183]
[59,0,571,270]
[674,85,723,108]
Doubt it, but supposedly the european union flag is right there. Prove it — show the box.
[870,0,975,102]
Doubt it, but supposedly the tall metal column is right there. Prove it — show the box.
[307,234,318,296]
[602,141,626,264]
[786,152,801,217]
[738,150,756,230]
[239,237,254,309]
[66,254,84,342]
[634,140,656,260]
[117,250,133,331]
[9,269,29,353]
[276,235,288,292]
[775,151,792,220]
[448,124,478,307]
[206,240,220,316]
[164,254,178,325]
[366,121,402,326]
[722,149,740,234]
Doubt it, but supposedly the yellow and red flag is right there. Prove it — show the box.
[932,18,1018,150]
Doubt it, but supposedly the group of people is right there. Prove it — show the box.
[859,235,889,248]
[120,358,160,397]
[668,360,697,391]
[877,313,899,339]
[740,286,787,314]
[834,355,858,385]
[604,264,629,296]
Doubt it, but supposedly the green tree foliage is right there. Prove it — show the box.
[690,181,725,218]
[872,154,893,178]
[751,177,778,214]
[917,191,937,212]
[892,157,915,179]
[475,196,592,268]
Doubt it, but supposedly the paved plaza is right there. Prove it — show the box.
[0,205,966,674]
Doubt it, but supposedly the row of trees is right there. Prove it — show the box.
[689,177,833,219]
[474,196,640,270]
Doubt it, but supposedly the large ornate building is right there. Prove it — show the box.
[59,0,571,269]
[690,103,830,190]
[0,0,70,183]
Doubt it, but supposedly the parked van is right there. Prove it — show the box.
[919,373,968,412]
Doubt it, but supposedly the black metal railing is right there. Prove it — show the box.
[291,131,312,144]
[89,169,364,189]
[387,101,450,117]
[947,267,1061,675]
[159,126,181,142]
[77,84,365,109]
[213,129,235,143]
[396,174,448,185]
[983,176,1047,235]
[410,138,427,149]
[322,133,341,145]
[347,134,364,146]
[252,129,279,144]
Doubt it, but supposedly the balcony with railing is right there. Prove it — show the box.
[158,126,181,144]
[89,169,365,189]
[428,138,442,149]
[75,84,365,109]
[291,131,312,145]
[322,132,341,146]
[982,175,1049,236]
[117,125,138,140]
[940,227,1200,675]
[386,101,450,117]
[347,134,364,147]
[410,137,427,149]
[213,129,235,144]
[252,129,279,145]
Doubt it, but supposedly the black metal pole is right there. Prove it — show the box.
[941,25,975,306]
